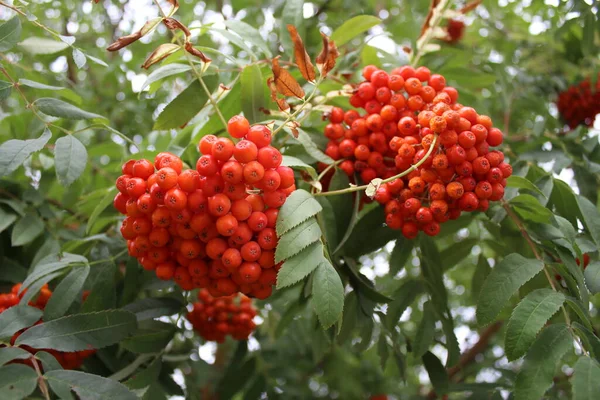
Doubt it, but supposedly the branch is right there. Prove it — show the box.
[447,321,503,379]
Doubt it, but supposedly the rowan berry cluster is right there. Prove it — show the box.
[556,74,600,128]
[0,283,95,370]
[322,65,511,238]
[114,117,294,299]
[186,289,257,342]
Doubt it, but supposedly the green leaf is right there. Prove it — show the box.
[573,357,600,400]
[15,310,137,351]
[0,80,11,100]
[550,179,579,227]
[0,17,22,52]
[0,364,38,400]
[577,195,600,248]
[122,320,176,353]
[582,11,595,56]
[385,279,424,330]
[343,258,393,303]
[44,370,138,400]
[389,240,413,275]
[505,289,565,361]
[279,0,303,51]
[19,79,66,91]
[331,15,382,46]
[584,261,600,294]
[87,188,117,234]
[276,189,322,236]
[140,63,192,93]
[225,20,272,57]
[0,347,31,366]
[44,265,90,321]
[293,129,334,164]
[506,176,546,197]
[275,217,322,262]
[73,48,86,68]
[510,194,553,223]
[240,64,266,124]
[11,213,44,246]
[35,98,105,120]
[281,155,317,180]
[312,260,344,329]
[477,254,544,326]
[154,76,219,130]
[19,36,69,54]
[0,128,51,176]
[125,356,162,390]
[423,351,449,395]
[557,247,589,307]
[343,206,397,258]
[0,208,17,234]
[122,297,183,321]
[23,253,88,291]
[472,254,491,301]
[277,241,325,288]
[412,301,436,359]
[82,262,116,312]
[573,322,600,362]
[514,324,573,400]
[54,135,88,186]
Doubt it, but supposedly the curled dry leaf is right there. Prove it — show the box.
[271,57,305,99]
[365,178,383,198]
[163,18,191,38]
[459,0,483,13]
[184,42,211,63]
[286,25,316,82]
[107,31,143,52]
[142,43,181,69]
[219,84,231,91]
[141,17,164,36]
[267,77,290,111]
[315,32,339,77]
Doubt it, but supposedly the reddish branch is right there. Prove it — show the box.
[426,321,503,399]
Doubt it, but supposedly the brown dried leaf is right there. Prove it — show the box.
[290,121,300,138]
[220,84,230,91]
[315,33,338,77]
[142,43,181,69]
[268,77,291,111]
[271,57,305,99]
[286,25,316,82]
[419,0,441,39]
[141,17,164,36]
[163,18,191,38]
[459,0,483,13]
[106,31,143,52]
[184,42,211,63]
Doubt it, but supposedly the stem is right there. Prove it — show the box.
[271,76,324,137]
[315,134,439,197]
[30,356,51,400]
[316,159,345,183]
[0,1,64,42]
[502,200,588,356]
[412,0,452,67]
[0,67,70,134]
[151,0,228,129]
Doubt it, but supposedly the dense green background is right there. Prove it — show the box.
[0,0,600,399]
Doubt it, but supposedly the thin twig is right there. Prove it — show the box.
[314,134,439,197]
[151,0,228,129]
[30,356,51,400]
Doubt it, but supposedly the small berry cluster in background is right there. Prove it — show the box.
[186,289,257,342]
[322,65,511,238]
[557,74,600,128]
[0,283,95,370]
[446,19,466,43]
[114,117,294,299]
